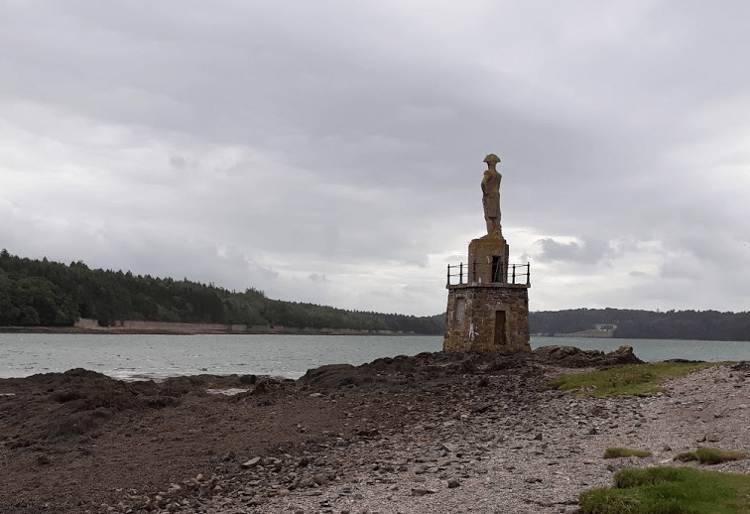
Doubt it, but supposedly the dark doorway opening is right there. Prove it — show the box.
[494,310,506,347]
[491,256,502,282]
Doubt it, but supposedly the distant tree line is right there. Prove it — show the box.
[530,308,750,342]
[0,250,443,334]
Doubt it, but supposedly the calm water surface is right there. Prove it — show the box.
[1,333,749,380]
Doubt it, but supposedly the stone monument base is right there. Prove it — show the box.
[443,283,530,353]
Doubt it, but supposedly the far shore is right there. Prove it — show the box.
[0,325,432,336]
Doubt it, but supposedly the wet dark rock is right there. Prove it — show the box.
[532,344,642,367]
[411,488,437,496]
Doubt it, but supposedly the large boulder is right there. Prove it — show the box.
[602,345,642,365]
[532,344,642,367]
[298,363,359,390]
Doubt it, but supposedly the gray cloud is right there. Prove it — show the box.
[534,236,620,265]
[308,274,327,284]
[1,1,750,315]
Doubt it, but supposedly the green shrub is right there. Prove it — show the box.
[675,448,748,465]
[604,447,652,459]
[613,467,687,488]
[580,467,750,513]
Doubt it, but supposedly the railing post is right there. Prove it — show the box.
[527,262,530,285]
[512,264,516,284]
[459,262,463,284]
[472,260,476,282]
[446,264,451,286]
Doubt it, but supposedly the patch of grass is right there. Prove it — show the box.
[547,362,719,397]
[604,447,653,459]
[675,448,748,465]
[580,467,750,513]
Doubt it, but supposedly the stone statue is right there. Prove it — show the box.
[481,154,502,236]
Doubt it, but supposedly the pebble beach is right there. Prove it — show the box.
[1,346,747,513]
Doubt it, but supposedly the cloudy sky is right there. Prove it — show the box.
[1,1,749,316]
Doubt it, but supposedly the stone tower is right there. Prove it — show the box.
[443,154,531,353]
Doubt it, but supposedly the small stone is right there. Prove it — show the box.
[241,457,261,468]
[441,442,457,453]
[447,479,460,488]
[411,488,437,496]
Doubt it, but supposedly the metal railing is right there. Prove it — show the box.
[446,261,530,286]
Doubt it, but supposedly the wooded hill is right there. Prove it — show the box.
[530,308,750,342]
[0,250,443,334]
[5,250,747,340]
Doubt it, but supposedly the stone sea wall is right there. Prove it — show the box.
[74,318,252,333]
[70,318,382,335]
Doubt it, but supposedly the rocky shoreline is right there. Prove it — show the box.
[1,346,747,513]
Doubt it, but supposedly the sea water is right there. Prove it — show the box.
[1,333,749,380]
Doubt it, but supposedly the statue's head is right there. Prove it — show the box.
[483,154,500,165]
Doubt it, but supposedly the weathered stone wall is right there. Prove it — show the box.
[73,318,102,330]
[72,319,379,335]
[443,283,530,353]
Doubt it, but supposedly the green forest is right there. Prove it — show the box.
[530,308,750,342]
[4,250,749,341]
[0,250,443,334]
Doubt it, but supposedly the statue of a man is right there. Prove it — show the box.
[481,154,502,236]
